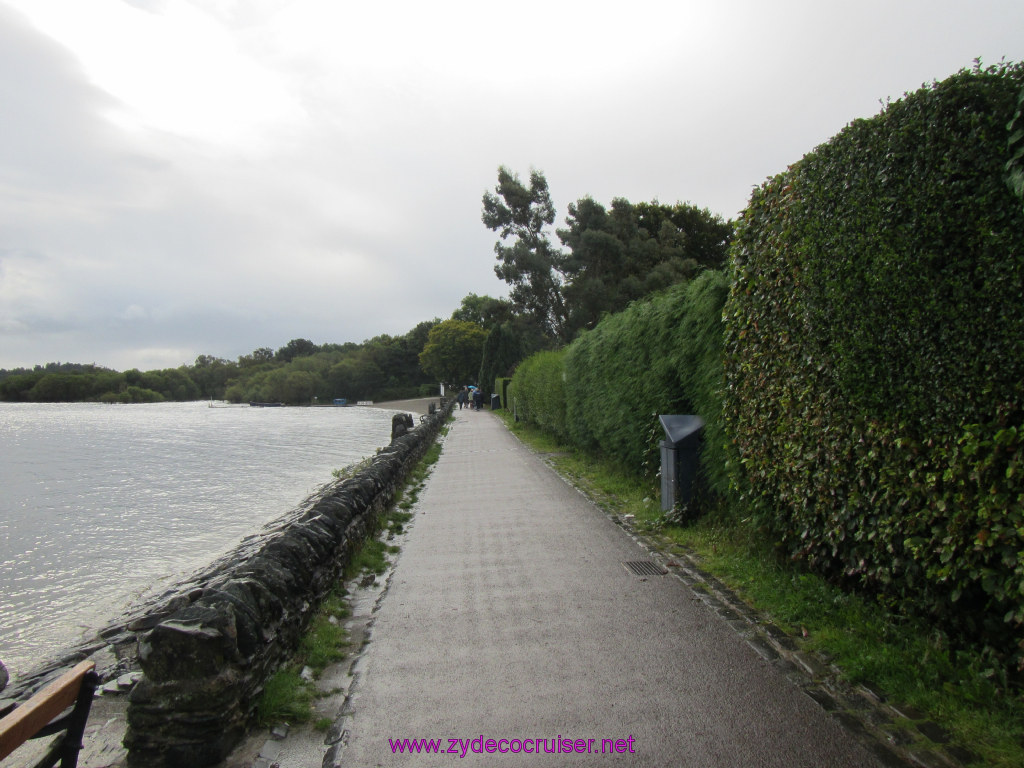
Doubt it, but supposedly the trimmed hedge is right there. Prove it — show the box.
[722,62,1024,665]
[509,270,731,506]
[507,350,568,440]
[564,271,730,492]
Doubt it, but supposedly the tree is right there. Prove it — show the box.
[275,338,318,363]
[477,321,523,396]
[278,370,319,404]
[558,197,628,335]
[557,197,733,335]
[451,293,513,330]
[239,347,275,368]
[28,373,96,402]
[418,319,488,386]
[191,355,234,399]
[0,373,43,401]
[328,357,384,401]
[481,166,567,339]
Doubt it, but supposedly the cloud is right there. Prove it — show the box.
[1,0,1023,370]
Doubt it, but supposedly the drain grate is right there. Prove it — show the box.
[622,560,668,577]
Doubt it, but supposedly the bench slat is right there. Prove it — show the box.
[0,661,96,762]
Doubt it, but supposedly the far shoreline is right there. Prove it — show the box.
[370,396,439,416]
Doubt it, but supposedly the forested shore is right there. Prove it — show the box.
[0,193,732,406]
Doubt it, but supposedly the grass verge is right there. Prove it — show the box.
[498,412,1024,768]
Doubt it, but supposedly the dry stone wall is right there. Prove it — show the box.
[123,403,452,767]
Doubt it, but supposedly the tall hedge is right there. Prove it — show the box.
[722,63,1024,663]
[563,271,731,492]
[505,271,731,505]
[507,349,569,441]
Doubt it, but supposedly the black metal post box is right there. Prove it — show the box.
[659,414,705,514]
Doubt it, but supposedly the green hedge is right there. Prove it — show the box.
[564,271,731,491]
[507,350,568,440]
[722,62,1024,664]
[509,271,731,507]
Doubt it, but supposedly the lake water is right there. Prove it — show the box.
[0,401,401,684]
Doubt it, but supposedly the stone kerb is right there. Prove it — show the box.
[123,403,453,768]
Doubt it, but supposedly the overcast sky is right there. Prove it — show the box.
[1,0,1022,371]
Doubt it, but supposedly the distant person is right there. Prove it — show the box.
[457,387,467,410]
[473,389,484,410]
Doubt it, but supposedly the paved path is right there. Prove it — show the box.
[329,409,884,767]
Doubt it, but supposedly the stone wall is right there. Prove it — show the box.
[123,404,452,767]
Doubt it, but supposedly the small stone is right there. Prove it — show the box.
[300,666,314,682]
[116,673,138,690]
[0,659,7,692]
[745,636,780,662]
[885,728,915,746]
[888,701,928,721]
[905,748,952,768]
[803,688,838,711]
[324,724,349,747]
[793,651,829,679]
[259,739,283,760]
[943,745,979,765]
[270,724,289,740]
[858,681,888,704]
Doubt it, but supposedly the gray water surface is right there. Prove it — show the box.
[0,401,397,682]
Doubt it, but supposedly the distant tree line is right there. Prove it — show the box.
[1,174,731,405]
[0,323,440,405]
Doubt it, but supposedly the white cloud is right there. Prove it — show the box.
[5,0,305,146]
[0,0,1022,370]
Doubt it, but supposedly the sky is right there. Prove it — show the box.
[1,1,1022,372]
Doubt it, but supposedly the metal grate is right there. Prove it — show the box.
[622,560,668,577]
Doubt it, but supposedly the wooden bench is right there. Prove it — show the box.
[0,661,99,768]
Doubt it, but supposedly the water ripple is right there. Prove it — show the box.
[0,401,397,681]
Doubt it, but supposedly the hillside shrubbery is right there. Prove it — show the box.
[722,62,1024,666]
